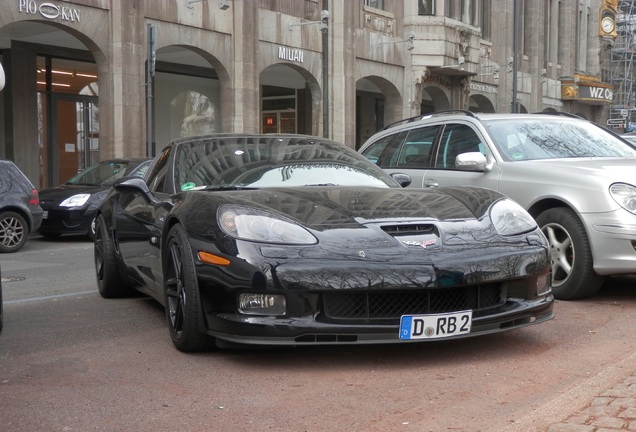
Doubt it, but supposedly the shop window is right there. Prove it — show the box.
[418,0,435,15]
[364,0,384,10]
[170,91,216,138]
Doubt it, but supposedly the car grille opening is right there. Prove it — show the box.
[380,223,438,236]
[322,284,503,323]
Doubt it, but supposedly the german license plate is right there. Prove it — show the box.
[399,310,472,340]
[42,211,48,219]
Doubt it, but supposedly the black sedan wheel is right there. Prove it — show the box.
[0,211,28,253]
[164,224,213,352]
[94,214,131,298]
[536,207,604,300]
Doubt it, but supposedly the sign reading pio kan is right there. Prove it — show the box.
[18,0,81,23]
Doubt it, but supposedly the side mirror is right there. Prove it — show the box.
[390,173,412,188]
[113,177,154,201]
[455,152,489,172]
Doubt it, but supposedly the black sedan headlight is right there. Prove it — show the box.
[490,198,537,236]
[59,193,91,207]
[218,205,318,245]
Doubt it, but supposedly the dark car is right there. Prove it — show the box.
[38,158,151,239]
[94,134,554,352]
[0,159,44,253]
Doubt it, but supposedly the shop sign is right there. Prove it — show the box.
[18,1,81,23]
[469,82,498,94]
[278,47,304,63]
[578,85,613,103]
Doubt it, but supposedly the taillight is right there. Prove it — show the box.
[29,189,40,205]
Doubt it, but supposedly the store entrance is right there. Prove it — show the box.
[48,94,99,186]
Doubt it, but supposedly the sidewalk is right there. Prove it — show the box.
[500,351,636,432]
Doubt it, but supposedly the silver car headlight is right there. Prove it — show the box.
[218,206,317,245]
[60,193,91,207]
[610,183,636,215]
[490,198,537,236]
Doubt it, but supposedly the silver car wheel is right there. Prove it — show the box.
[542,222,574,287]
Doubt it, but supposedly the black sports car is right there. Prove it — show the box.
[38,158,151,239]
[94,134,554,352]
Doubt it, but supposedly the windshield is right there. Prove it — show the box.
[66,161,144,186]
[173,136,397,191]
[483,118,636,161]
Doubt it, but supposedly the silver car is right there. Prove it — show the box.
[359,111,636,300]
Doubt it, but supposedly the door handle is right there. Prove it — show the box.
[424,179,439,188]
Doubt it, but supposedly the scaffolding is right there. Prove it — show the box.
[610,0,636,129]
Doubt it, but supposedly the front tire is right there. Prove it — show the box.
[0,211,28,253]
[536,207,604,300]
[94,214,132,298]
[164,224,213,352]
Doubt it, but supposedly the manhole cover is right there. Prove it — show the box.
[1,276,25,283]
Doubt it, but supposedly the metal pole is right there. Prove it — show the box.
[146,23,156,157]
[322,0,329,138]
[512,0,519,113]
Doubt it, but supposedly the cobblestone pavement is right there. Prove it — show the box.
[546,374,636,432]
[500,352,636,432]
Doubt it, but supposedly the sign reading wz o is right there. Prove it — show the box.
[18,0,81,23]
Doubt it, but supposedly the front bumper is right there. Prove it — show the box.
[38,207,94,235]
[583,209,636,275]
[205,296,554,346]
[191,236,554,347]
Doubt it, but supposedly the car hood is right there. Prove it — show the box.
[180,185,505,229]
[511,158,636,184]
[39,184,107,204]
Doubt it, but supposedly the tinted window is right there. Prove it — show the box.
[360,133,397,164]
[483,118,636,161]
[147,147,172,193]
[392,126,439,168]
[435,124,485,168]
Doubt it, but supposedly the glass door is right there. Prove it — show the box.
[49,95,99,185]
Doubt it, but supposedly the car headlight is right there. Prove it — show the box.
[218,206,318,245]
[610,183,636,215]
[60,194,91,207]
[490,198,537,236]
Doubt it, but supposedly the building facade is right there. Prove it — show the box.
[0,0,613,189]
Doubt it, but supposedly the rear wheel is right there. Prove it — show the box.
[536,207,604,300]
[164,224,214,352]
[94,214,132,298]
[0,211,28,253]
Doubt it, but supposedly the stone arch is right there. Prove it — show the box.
[355,75,402,148]
[421,85,451,114]
[259,63,322,135]
[153,44,231,146]
[469,94,495,113]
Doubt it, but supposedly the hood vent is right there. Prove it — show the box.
[380,223,437,237]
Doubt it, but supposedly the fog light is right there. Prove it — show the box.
[238,294,286,316]
[536,272,551,296]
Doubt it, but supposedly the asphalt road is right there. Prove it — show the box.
[1,235,635,432]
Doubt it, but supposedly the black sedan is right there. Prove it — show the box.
[38,158,151,239]
[94,134,554,352]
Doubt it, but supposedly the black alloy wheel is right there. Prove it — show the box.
[94,214,131,298]
[164,224,213,352]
